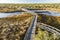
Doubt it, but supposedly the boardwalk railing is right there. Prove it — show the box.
[37,22,60,35]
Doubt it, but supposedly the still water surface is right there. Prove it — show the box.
[0,10,60,18]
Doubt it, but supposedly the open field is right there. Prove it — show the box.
[0,4,60,12]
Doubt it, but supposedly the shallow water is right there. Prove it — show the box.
[0,12,21,18]
[0,10,60,18]
[38,12,60,16]
[30,10,60,16]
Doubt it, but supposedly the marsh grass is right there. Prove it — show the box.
[0,4,60,12]
[35,28,60,40]
[37,14,60,29]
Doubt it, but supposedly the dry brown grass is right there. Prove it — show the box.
[37,14,60,29]
[0,13,34,40]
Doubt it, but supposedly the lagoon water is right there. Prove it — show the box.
[30,10,60,16]
[0,12,21,18]
[38,12,60,16]
[0,10,60,18]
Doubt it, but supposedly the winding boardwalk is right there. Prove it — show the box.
[22,8,60,36]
